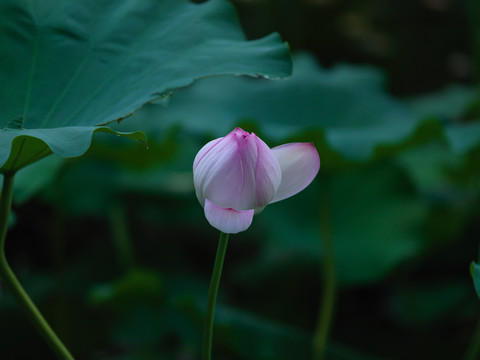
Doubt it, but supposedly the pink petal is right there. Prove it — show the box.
[204,199,254,234]
[252,134,282,212]
[270,143,320,203]
[194,128,257,211]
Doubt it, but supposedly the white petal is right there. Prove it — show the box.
[204,199,254,234]
[270,143,320,203]
[193,137,223,171]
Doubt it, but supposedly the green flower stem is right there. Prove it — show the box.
[202,231,229,360]
[313,177,336,360]
[0,172,74,360]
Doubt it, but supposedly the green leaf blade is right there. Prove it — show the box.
[0,0,291,171]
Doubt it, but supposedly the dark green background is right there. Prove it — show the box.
[2,0,480,359]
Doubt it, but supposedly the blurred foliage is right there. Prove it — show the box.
[470,260,480,300]
[122,54,423,164]
[2,0,480,360]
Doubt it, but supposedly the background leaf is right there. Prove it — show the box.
[250,163,426,286]
[471,261,480,299]
[118,53,422,163]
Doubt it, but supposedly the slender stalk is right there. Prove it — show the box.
[0,172,74,360]
[202,231,229,360]
[109,203,135,270]
[313,177,336,360]
[464,311,480,360]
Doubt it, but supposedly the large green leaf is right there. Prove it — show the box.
[0,0,291,172]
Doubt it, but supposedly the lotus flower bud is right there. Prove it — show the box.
[193,128,320,234]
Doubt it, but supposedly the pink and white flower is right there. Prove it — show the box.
[193,127,320,234]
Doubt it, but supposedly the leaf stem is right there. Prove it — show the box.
[313,177,336,360]
[0,172,74,360]
[202,231,229,360]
